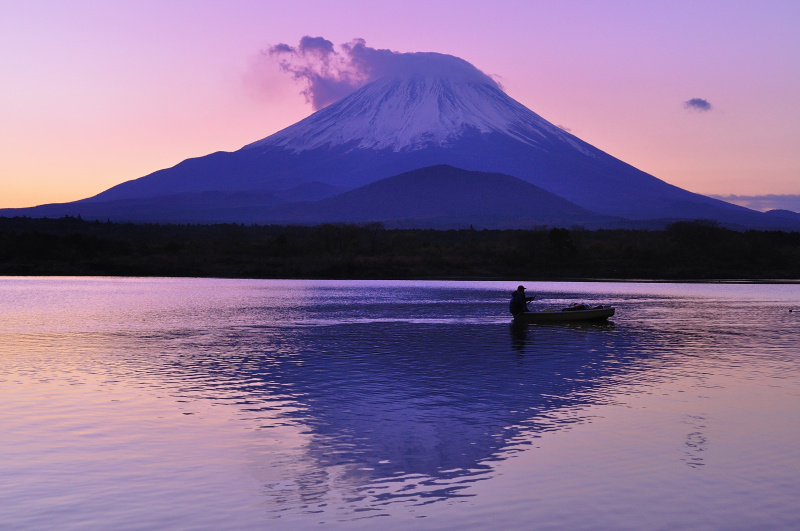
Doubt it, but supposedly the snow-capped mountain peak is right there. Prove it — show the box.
[247,74,588,154]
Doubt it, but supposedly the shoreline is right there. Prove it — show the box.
[4,217,800,282]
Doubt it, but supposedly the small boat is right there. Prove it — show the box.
[514,305,615,324]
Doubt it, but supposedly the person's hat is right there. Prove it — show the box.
[518,285,525,290]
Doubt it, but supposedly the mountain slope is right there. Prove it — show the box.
[248,75,586,153]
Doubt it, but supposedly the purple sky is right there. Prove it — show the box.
[2,0,799,208]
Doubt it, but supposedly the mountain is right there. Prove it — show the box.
[258,165,620,228]
[2,52,795,229]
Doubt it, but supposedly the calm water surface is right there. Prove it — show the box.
[1,278,799,530]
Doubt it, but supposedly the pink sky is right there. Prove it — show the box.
[1,0,798,208]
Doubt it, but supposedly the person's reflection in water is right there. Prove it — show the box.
[510,322,529,354]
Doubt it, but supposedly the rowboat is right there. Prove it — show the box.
[514,306,615,323]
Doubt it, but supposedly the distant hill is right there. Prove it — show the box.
[258,165,619,228]
[764,209,800,221]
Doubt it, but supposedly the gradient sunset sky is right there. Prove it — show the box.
[2,0,798,208]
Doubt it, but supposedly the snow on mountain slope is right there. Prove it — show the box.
[247,64,591,156]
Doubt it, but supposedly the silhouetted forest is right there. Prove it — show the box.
[2,216,800,280]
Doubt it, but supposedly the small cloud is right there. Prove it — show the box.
[556,124,571,133]
[684,98,712,112]
[269,43,295,54]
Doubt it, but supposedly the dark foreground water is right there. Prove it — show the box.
[1,278,799,530]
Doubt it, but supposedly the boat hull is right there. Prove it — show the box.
[514,306,615,323]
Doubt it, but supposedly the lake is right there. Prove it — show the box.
[1,278,799,530]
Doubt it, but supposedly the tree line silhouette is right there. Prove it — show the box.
[1,216,799,280]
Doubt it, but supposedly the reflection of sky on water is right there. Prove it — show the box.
[2,278,800,528]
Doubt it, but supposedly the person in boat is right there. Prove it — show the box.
[509,285,535,315]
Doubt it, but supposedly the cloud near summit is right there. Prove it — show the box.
[267,37,500,110]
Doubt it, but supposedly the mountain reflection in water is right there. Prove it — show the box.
[155,306,666,509]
